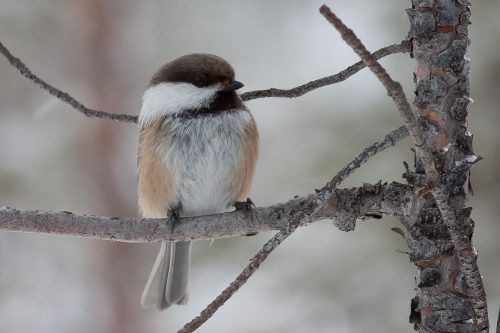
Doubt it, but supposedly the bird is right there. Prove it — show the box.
[137,53,259,310]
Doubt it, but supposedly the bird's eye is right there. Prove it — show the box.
[193,78,206,88]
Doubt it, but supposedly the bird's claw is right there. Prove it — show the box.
[234,198,257,237]
[168,206,181,233]
[234,197,255,212]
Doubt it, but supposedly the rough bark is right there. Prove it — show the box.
[177,179,418,333]
[0,182,412,242]
[405,1,487,332]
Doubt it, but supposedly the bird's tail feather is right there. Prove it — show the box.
[141,241,191,310]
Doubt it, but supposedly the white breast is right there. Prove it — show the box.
[160,110,253,216]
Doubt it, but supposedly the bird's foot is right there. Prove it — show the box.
[168,206,181,233]
[234,197,255,212]
[234,198,258,236]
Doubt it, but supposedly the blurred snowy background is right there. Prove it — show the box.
[0,1,499,332]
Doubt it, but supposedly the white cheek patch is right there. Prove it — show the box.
[139,82,221,127]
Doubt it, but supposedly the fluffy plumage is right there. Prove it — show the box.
[138,53,258,310]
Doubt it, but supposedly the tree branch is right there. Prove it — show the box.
[319,5,430,168]
[177,123,409,332]
[0,126,410,332]
[177,181,413,332]
[177,186,409,333]
[0,41,138,123]
[0,11,413,332]
[323,125,408,193]
[0,120,410,333]
[0,39,408,123]
[0,122,408,242]
[0,121,410,333]
[320,3,487,331]
[0,182,402,243]
[239,41,410,101]
[0,77,408,328]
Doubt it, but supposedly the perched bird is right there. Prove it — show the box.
[137,54,259,310]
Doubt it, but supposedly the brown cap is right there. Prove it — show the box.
[150,53,235,88]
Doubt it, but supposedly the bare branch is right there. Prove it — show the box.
[319,5,430,167]
[323,125,408,193]
[0,99,408,330]
[0,41,138,123]
[0,123,408,242]
[0,39,408,123]
[239,41,410,101]
[177,180,411,333]
[0,24,411,332]
[178,125,409,332]
[320,4,487,331]
[2,181,411,333]
[0,184,391,243]
[1,122,410,333]
[177,229,288,333]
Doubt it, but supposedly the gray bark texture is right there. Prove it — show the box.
[405,1,488,332]
[0,182,411,242]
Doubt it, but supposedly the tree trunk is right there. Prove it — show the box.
[405,1,488,332]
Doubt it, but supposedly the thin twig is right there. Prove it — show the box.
[177,230,288,333]
[239,41,410,101]
[323,125,408,192]
[319,5,429,164]
[319,4,487,331]
[0,39,408,123]
[0,41,138,123]
[177,125,409,332]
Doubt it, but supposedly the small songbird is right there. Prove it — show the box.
[137,54,259,310]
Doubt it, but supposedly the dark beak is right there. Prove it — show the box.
[221,80,244,92]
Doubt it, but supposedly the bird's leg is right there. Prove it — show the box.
[168,204,182,234]
[234,198,258,236]
[234,197,255,212]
